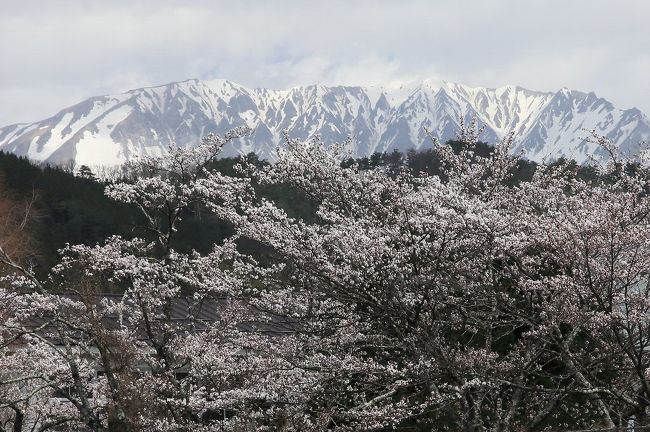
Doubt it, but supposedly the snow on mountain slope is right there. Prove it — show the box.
[1,78,648,168]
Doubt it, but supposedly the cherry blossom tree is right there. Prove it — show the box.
[2,122,650,431]
[235,124,650,430]
[0,127,299,431]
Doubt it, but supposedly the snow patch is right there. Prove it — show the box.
[74,106,133,166]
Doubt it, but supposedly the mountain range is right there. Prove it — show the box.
[1,78,648,168]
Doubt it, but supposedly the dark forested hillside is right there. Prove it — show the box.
[0,152,140,273]
[0,144,605,274]
[0,151,319,273]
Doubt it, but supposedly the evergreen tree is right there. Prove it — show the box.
[77,164,97,181]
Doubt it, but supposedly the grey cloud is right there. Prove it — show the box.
[0,0,648,125]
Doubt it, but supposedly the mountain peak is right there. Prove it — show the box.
[0,79,647,167]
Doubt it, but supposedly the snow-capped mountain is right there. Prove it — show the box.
[1,78,648,168]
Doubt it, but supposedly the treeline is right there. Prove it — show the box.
[0,151,319,273]
[0,143,608,274]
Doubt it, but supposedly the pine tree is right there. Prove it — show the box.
[77,164,96,181]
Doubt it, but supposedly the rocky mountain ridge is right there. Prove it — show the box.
[1,78,648,167]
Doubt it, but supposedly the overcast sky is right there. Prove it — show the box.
[1,0,648,126]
